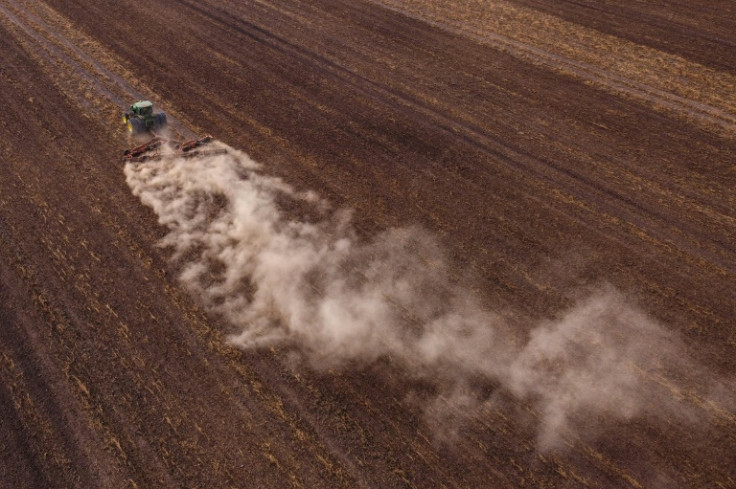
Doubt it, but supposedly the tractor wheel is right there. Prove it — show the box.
[122,112,130,124]
[154,112,168,131]
[127,118,144,135]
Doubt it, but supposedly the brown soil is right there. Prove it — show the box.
[1,0,734,487]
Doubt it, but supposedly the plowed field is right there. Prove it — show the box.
[1,1,735,488]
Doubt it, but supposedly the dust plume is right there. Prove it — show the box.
[124,144,731,449]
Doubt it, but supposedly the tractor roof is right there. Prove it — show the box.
[132,100,153,109]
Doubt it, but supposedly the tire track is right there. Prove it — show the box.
[371,0,736,134]
[511,0,736,72]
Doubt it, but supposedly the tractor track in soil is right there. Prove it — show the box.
[1,0,735,488]
[373,0,736,134]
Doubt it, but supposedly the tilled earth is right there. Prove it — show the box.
[1,0,735,488]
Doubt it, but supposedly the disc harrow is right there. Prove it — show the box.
[122,134,227,163]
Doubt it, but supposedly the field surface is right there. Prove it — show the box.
[1,1,735,488]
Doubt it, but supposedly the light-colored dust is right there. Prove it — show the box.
[124,145,732,449]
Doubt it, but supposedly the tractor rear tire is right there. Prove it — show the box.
[127,118,145,135]
[154,112,168,131]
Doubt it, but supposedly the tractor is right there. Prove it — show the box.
[122,100,167,135]
[121,99,226,162]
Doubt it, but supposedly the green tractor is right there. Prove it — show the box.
[122,100,167,135]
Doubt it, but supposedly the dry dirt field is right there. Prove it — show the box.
[1,0,735,488]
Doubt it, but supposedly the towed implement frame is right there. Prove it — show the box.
[122,135,227,163]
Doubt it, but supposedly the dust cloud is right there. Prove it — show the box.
[124,144,729,449]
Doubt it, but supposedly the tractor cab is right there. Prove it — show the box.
[131,100,154,117]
